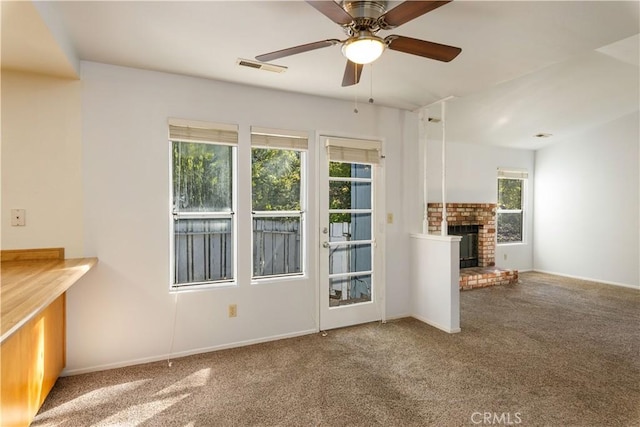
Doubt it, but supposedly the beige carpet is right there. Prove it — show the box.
[34,272,639,426]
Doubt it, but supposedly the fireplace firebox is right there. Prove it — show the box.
[448,225,479,268]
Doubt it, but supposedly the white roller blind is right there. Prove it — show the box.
[498,168,528,179]
[168,118,238,145]
[251,126,308,150]
[326,137,382,164]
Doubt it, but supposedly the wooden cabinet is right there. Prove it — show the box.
[1,294,65,427]
[0,249,96,427]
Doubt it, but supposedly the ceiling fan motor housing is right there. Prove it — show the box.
[341,1,388,34]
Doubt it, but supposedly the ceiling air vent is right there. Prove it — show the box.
[237,59,287,73]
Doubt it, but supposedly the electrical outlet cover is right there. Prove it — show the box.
[11,209,26,226]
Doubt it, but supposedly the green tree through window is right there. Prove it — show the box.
[251,149,301,211]
[172,142,232,212]
[329,161,354,223]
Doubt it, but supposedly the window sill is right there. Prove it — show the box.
[497,241,526,247]
[170,281,237,293]
[251,274,306,286]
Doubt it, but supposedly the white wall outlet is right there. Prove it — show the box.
[503,253,508,261]
[11,209,26,226]
[228,304,237,318]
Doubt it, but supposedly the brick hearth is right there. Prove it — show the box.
[427,203,518,290]
[459,267,519,291]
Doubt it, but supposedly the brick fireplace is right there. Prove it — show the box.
[427,203,496,267]
[427,203,518,290]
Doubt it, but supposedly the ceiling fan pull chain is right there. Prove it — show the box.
[354,64,359,113]
[369,64,374,104]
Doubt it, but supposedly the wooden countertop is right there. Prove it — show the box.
[1,249,97,343]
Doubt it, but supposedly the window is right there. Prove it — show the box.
[170,119,237,288]
[251,127,308,279]
[497,169,528,244]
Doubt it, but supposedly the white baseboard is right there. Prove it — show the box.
[532,269,639,290]
[411,314,461,334]
[62,328,318,376]
[384,313,411,322]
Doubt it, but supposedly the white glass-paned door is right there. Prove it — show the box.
[319,137,383,330]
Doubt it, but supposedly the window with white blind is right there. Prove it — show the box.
[497,168,528,244]
[251,127,307,279]
[169,119,237,288]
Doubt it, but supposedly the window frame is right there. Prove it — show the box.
[496,171,527,245]
[250,127,308,282]
[169,120,238,291]
[251,146,307,283]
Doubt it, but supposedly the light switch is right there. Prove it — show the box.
[387,213,393,224]
[11,209,26,226]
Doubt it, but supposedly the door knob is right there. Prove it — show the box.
[322,241,330,248]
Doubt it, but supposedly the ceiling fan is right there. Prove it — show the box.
[255,0,462,87]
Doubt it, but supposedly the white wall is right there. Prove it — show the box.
[425,137,535,272]
[1,70,84,257]
[410,235,461,333]
[534,112,639,288]
[68,61,417,373]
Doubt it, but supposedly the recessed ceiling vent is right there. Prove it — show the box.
[237,59,287,73]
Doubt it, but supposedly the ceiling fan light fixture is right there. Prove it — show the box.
[342,35,385,64]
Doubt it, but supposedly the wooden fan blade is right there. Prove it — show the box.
[256,39,340,62]
[342,60,363,87]
[387,35,461,62]
[380,1,451,29]
[306,1,353,26]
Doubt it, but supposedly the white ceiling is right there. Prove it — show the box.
[3,1,639,150]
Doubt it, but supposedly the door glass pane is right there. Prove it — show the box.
[329,243,372,275]
[329,181,371,210]
[253,216,302,277]
[328,213,371,241]
[326,159,374,311]
[329,274,372,307]
[174,218,233,284]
